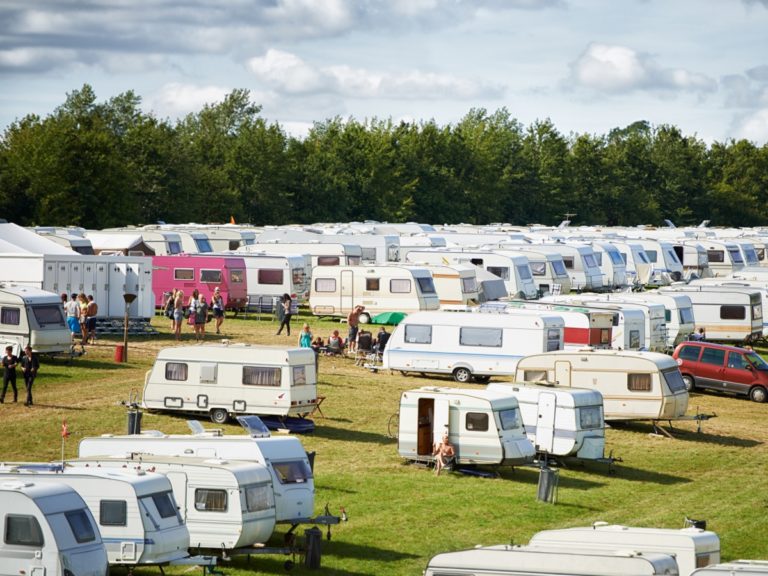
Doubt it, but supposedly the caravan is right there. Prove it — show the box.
[397,386,535,466]
[0,284,71,355]
[0,480,109,576]
[487,382,605,460]
[510,243,604,292]
[413,264,480,309]
[383,310,564,383]
[491,248,572,296]
[515,349,689,421]
[142,344,319,423]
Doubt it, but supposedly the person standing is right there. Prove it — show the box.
[65,293,80,340]
[211,287,225,334]
[173,289,185,341]
[19,345,39,407]
[275,294,293,336]
[194,295,208,341]
[165,289,177,332]
[1,345,18,403]
[85,295,98,344]
[298,323,313,348]
[346,305,365,353]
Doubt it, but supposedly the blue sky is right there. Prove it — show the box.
[1,0,767,144]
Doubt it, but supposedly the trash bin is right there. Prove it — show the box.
[537,466,559,503]
[114,344,125,363]
[127,410,142,434]
[304,527,322,569]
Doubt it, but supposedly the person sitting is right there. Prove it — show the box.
[374,326,390,353]
[326,330,344,355]
[311,336,324,354]
[689,327,706,341]
[433,432,456,476]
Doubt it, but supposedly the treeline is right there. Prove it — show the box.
[1,84,767,228]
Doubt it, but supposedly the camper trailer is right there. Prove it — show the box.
[487,382,605,460]
[529,523,720,576]
[309,265,440,320]
[143,344,318,423]
[424,545,680,576]
[72,455,275,550]
[412,264,480,309]
[658,286,763,342]
[491,248,572,296]
[0,465,189,567]
[0,480,109,576]
[78,427,316,525]
[0,284,71,355]
[693,562,768,576]
[604,240,655,286]
[515,349,689,421]
[383,310,564,383]
[151,254,247,311]
[397,386,536,466]
[614,292,696,348]
[581,241,629,290]
[255,228,399,264]
[509,243,604,292]
[695,239,746,277]
[243,241,362,267]
[630,239,685,284]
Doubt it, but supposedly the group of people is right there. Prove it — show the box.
[164,287,225,341]
[61,292,98,346]
[1,344,39,406]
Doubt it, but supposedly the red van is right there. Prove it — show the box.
[672,341,768,403]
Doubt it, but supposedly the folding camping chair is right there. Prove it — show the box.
[354,330,373,366]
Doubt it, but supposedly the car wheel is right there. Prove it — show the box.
[453,367,472,384]
[682,374,696,392]
[749,386,768,403]
[210,408,229,424]
[473,375,491,384]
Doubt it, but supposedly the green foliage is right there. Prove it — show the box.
[1,87,767,227]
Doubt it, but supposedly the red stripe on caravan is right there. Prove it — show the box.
[563,327,589,346]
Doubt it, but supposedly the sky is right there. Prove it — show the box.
[1,0,768,144]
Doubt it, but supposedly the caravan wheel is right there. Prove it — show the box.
[210,408,229,424]
[453,367,472,384]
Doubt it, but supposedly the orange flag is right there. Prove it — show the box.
[230,215,236,224]
[61,419,70,439]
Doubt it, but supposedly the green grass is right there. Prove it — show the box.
[3,312,768,575]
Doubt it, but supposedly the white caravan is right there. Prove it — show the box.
[242,241,362,267]
[569,241,628,290]
[397,386,535,466]
[309,265,440,320]
[84,232,155,257]
[529,523,720,576]
[79,426,316,525]
[487,382,605,460]
[424,545,680,576]
[0,480,109,576]
[405,249,538,299]
[615,292,696,348]
[491,249,572,296]
[0,465,189,567]
[33,228,95,255]
[604,240,654,286]
[100,229,184,255]
[72,456,275,550]
[255,229,399,264]
[210,251,310,304]
[695,239,746,277]
[631,239,685,284]
[383,310,564,383]
[688,279,768,336]
[510,243,604,292]
[671,241,712,280]
[693,562,768,576]
[659,286,763,342]
[0,284,71,355]
[142,344,319,423]
[515,349,689,421]
[414,264,480,309]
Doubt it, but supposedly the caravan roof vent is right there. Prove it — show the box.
[2,481,34,490]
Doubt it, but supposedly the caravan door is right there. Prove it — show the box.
[432,398,450,446]
[555,361,572,387]
[340,270,354,313]
[165,471,189,518]
[536,393,556,453]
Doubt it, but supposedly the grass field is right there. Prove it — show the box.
[2,311,767,575]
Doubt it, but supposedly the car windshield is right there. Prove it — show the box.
[746,352,768,371]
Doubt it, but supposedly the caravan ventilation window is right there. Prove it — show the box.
[498,407,521,430]
[259,269,284,285]
[4,514,44,546]
[65,509,96,543]
[627,373,652,392]
[245,484,274,512]
[487,266,509,280]
[530,261,547,276]
[523,370,548,382]
[404,324,431,344]
[460,327,502,347]
[292,365,306,386]
[32,304,65,326]
[361,247,377,261]
[243,366,282,387]
[515,265,532,280]
[195,489,227,512]
[100,500,127,526]
[200,269,222,283]
[579,406,603,429]
[416,276,436,294]
[662,369,687,393]
[317,256,340,266]
[390,279,412,293]
[562,257,574,270]
[366,278,380,291]
[1,306,21,325]
[150,492,178,519]
[168,241,182,254]
[583,254,597,268]
[720,305,746,320]
[465,412,489,432]
[273,460,313,484]
[194,238,213,253]
[707,250,725,263]
[314,278,336,292]
[165,362,188,381]
[230,269,245,283]
[551,259,567,276]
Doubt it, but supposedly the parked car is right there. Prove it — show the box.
[672,340,768,402]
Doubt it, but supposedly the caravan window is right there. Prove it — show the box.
[174,268,194,281]
[168,241,182,254]
[666,249,681,265]
[230,269,245,283]
[460,327,502,348]
[259,269,284,285]
[498,407,521,430]
[292,268,306,286]
[608,250,624,265]
[194,238,213,253]
[562,257,574,270]
[151,492,178,519]
[728,247,744,264]
[707,250,724,263]
[65,509,96,543]
[627,373,652,392]
[645,250,658,263]
[416,276,436,294]
[530,261,547,276]
[4,514,44,546]
[195,489,227,512]
[593,252,603,266]
[579,406,603,429]
[245,484,274,512]
[752,304,762,321]
[523,370,548,382]
[546,329,561,352]
[32,304,65,326]
[662,369,687,393]
[630,330,641,349]
[465,412,489,432]
[1,306,21,325]
[314,278,336,292]
[679,307,695,325]
[165,362,188,381]
[390,279,412,293]
[100,500,127,526]
[292,365,306,386]
[317,256,340,266]
[243,366,282,387]
[361,247,377,261]
[515,265,532,280]
[273,460,313,484]
[347,256,361,265]
[366,278,380,291]
[404,324,432,344]
[551,259,567,276]
[200,269,222,283]
[583,254,597,268]
[487,266,510,280]
[720,305,746,320]
[461,277,477,293]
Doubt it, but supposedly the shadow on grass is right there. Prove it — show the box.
[44,358,129,371]
[25,403,87,411]
[610,463,691,485]
[312,425,390,445]
[610,421,761,447]
[495,467,607,491]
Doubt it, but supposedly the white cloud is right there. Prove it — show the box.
[0,47,75,71]
[732,108,768,143]
[247,49,330,94]
[571,43,716,94]
[145,83,233,119]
